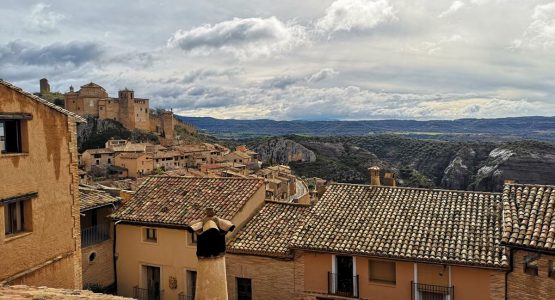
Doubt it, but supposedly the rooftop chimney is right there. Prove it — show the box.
[384,172,396,187]
[369,166,381,186]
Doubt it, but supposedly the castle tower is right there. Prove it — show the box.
[118,88,135,130]
[39,78,50,94]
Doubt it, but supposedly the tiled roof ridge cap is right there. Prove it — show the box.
[504,183,555,189]
[330,182,502,195]
[0,79,87,123]
[264,200,311,207]
[148,175,262,181]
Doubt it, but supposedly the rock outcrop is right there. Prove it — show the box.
[254,138,316,165]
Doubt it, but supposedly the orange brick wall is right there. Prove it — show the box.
[507,250,555,300]
[0,84,82,288]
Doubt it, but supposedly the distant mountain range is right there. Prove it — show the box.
[177,116,555,141]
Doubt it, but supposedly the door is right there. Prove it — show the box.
[336,256,353,296]
[147,266,161,300]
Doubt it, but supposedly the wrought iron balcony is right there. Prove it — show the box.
[81,223,110,247]
[133,286,164,300]
[411,282,454,300]
[178,292,194,300]
[328,272,359,298]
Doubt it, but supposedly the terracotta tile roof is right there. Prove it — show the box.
[0,79,86,123]
[111,177,264,226]
[501,184,555,253]
[228,201,310,257]
[80,187,120,212]
[292,184,507,268]
[0,285,131,299]
[116,152,149,159]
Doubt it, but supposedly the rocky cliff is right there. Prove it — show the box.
[251,135,555,192]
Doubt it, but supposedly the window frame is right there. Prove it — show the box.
[144,227,157,242]
[0,119,25,154]
[236,277,252,300]
[2,193,36,237]
[368,259,397,285]
[524,255,539,276]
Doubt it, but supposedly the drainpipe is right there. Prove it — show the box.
[113,220,122,293]
[504,248,515,300]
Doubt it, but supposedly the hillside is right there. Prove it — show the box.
[178,115,555,141]
[249,135,555,192]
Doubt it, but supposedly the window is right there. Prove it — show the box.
[107,158,112,164]
[368,259,396,284]
[524,255,539,276]
[186,270,197,298]
[549,260,555,279]
[4,200,29,235]
[144,228,157,242]
[191,232,197,244]
[94,154,101,158]
[0,120,24,154]
[236,277,252,300]
[95,159,100,165]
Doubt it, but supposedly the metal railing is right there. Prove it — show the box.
[81,223,110,247]
[178,292,194,300]
[411,282,454,300]
[328,272,359,298]
[133,286,164,300]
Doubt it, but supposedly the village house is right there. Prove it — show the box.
[224,148,256,167]
[110,176,265,300]
[80,186,120,291]
[153,150,183,170]
[81,148,115,171]
[113,152,154,178]
[501,183,555,299]
[0,80,84,288]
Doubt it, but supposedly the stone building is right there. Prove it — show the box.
[0,80,84,288]
[501,184,555,300]
[80,187,120,290]
[110,177,265,300]
[64,83,150,131]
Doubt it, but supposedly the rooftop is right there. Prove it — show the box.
[228,201,310,258]
[0,285,131,299]
[111,177,264,226]
[502,184,555,253]
[84,148,114,155]
[291,184,507,269]
[80,186,120,212]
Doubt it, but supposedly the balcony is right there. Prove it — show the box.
[133,286,164,300]
[81,223,110,247]
[328,272,359,298]
[411,282,454,300]
[178,292,194,300]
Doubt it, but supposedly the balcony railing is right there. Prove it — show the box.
[81,223,110,247]
[411,282,454,300]
[178,292,194,300]
[328,272,359,298]
[133,286,164,300]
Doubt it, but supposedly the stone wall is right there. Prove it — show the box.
[226,254,296,300]
[507,250,555,300]
[82,238,115,288]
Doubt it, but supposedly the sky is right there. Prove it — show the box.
[1,0,555,120]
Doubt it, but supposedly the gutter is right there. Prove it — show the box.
[113,220,122,294]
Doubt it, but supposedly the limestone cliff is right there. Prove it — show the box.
[253,138,316,165]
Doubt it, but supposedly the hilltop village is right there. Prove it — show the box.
[1,79,554,300]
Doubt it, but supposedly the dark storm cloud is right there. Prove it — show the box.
[0,40,103,66]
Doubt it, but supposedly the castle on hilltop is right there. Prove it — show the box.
[58,80,196,144]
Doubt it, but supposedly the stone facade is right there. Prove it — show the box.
[0,81,83,289]
[506,250,555,300]
[64,83,150,131]
[82,238,115,289]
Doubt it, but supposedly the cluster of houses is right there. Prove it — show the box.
[1,79,554,300]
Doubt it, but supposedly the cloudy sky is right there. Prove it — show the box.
[1,0,555,120]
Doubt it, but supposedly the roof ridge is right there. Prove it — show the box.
[505,183,555,189]
[0,79,87,123]
[264,200,311,207]
[330,182,502,195]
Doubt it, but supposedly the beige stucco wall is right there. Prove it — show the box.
[82,238,115,288]
[300,251,504,300]
[0,84,82,288]
[115,184,265,299]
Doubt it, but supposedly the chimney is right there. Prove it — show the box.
[369,166,381,186]
[504,179,516,185]
[384,172,396,187]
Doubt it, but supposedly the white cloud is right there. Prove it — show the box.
[412,34,465,55]
[307,68,339,82]
[315,0,396,34]
[167,17,307,58]
[438,1,466,18]
[512,2,555,49]
[25,3,65,33]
